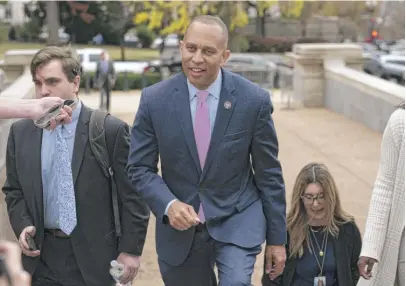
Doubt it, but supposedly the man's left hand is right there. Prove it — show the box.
[116,252,141,284]
[265,245,286,281]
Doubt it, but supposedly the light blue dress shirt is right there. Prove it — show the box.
[164,71,222,216]
[42,100,82,229]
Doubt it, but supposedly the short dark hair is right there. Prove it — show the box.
[185,15,229,48]
[30,45,82,82]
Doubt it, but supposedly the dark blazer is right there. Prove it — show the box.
[127,69,286,267]
[2,104,150,286]
[262,221,362,286]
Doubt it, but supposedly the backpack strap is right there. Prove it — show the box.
[89,110,121,237]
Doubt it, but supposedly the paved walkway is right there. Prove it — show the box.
[0,90,382,285]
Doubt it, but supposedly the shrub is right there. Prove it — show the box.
[0,23,8,43]
[246,35,296,53]
[80,72,162,91]
[246,35,329,53]
[229,35,250,53]
[18,18,42,42]
[136,25,156,48]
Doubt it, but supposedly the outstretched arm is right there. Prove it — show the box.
[0,97,72,129]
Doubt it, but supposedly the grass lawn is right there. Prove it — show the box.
[0,42,159,61]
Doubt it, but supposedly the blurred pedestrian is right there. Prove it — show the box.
[95,51,115,112]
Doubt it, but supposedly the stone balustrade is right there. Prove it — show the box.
[287,43,405,133]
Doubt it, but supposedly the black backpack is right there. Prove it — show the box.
[88,110,121,237]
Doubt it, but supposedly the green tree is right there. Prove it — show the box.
[134,1,249,36]
[22,1,134,45]
[247,1,278,37]
[278,0,304,18]
[60,1,128,45]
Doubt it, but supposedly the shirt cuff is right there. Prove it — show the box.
[164,199,178,216]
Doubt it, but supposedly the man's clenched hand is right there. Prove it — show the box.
[265,245,286,281]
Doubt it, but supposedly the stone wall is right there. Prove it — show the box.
[239,17,370,42]
[324,59,404,133]
[287,43,405,133]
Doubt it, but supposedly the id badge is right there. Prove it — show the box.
[314,276,326,286]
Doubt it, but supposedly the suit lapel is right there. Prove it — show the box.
[71,104,91,185]
[30,125,44,221]
[202,69,236,177]
[172,73,201,173]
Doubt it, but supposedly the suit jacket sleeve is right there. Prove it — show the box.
[126,89,177,221]
[250,90,286,245]
[109,121,150,256]
[2,123,33,239]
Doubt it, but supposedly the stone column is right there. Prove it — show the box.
[286,43,364,107]
[2,50,37,83]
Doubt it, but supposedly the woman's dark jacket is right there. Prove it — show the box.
[262,221,362,286]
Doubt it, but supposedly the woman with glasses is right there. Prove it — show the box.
[262,163,362,286]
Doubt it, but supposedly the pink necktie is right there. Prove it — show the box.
[194,90,210,223]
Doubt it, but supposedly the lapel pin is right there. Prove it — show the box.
[224,101,231,109]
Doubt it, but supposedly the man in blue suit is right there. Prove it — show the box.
[127,15,287,285]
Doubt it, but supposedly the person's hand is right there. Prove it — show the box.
[18,226,40,257]
[265,245,286,281]
[31,97,64,120]
[0,240,31,286]
[31,97,73,130]
[358,256,377,279]
[167,201,200,231]
[116,253,141,284]
[48,105,73,130]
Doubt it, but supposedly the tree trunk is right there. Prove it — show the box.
[299,1,314,38]
[260,16,266,37]
[256,15,266,37]
[120,43,125,61]
[218,2,237,51]
[219,2,232,31]
[46,1,60,45]
[300,20,306,37]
